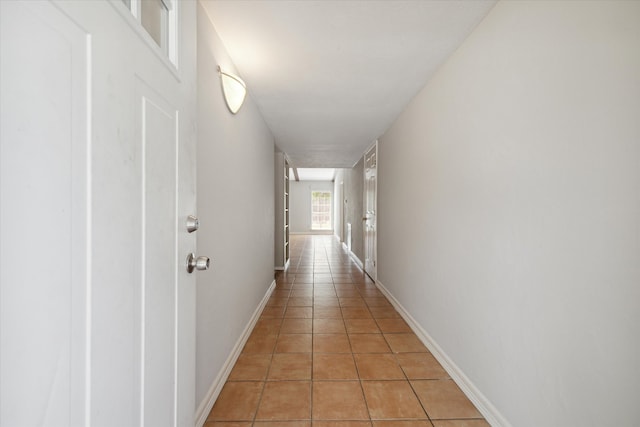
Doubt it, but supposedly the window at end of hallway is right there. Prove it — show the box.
[311,191,332,231]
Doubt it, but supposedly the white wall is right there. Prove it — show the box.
[289,180,334,233]
[196,2,275,409]
[377,1,640,426]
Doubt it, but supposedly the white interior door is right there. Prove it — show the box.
[364,143,377,280]
[0,1,197,426]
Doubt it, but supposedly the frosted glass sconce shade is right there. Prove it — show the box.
[218,66,246,114]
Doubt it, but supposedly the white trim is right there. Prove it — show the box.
[364,139,378,155]
[84,33,93,427]
[194,280,276,427]
[375,279,512,427]
[362,141,378,281]
[275,258,291,271]
[350,252,363,269]
[342,243,364,269]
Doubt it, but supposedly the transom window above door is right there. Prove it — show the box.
[119,0,177,65]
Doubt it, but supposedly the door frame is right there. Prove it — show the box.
[363,140,378,281]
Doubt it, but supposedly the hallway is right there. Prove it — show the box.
[205,235,488,426]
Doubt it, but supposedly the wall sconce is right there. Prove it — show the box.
[218,66,247,114]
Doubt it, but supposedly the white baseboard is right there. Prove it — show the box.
[348,249,363,269]
[375,279,512,427]
[274,259,291,271]
[340,242,363,268]
[195,279,276,427]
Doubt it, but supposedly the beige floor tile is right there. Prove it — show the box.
[204,421,252,426]
[339,297,367,307]
[266,296,289,307]
[268,353,312,380]
[261,306,286,319]
[289,297,314,307]
[255,422,311,427]
[341,307,373,319]
[313,422,372,427]
[364,297,392,307]
[275,334,312,353]
[256,381,311,420]
[314,307,343,318]
[384,333,428,353]
[281,318,313,334]
[314,297,340,307]
[334,283,357,289]
[375,318,412,333]
[368,306,401,319]
[272,290,292,298]
[313,334,352,353]
[228,354,272,380]
[345,318,381,334]
[285,306,313,319]
[294,283,315,289]
[253,319,283,335]
[313,353,358,379]
[275,274,295,284]
[349,334,391,353]
[353,354,405,380]
[361,381,427,419]
[291,289,314,297]
[335,289,361,297]
[359,289,384,298]
[242,333,277,354]
[431,421,489,427]
[215,237,487,427]
[411,380,483,420]
[372,421,432,427]
[314,318,346,333]
[396,353,449,380]
[332,277,356,284]
[312,381,369,420]
[207,381,263,421]
[315,289,338,297]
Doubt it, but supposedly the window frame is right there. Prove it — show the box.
[114,0,179,72]
[310,190,332,231]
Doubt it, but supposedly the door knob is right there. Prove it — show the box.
[186,215,199,233]
[186,253,210,273]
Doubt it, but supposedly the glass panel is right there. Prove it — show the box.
[141,0,167,50]
[311,191,332,230]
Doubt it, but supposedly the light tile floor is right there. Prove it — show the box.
[206,235,489,427]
